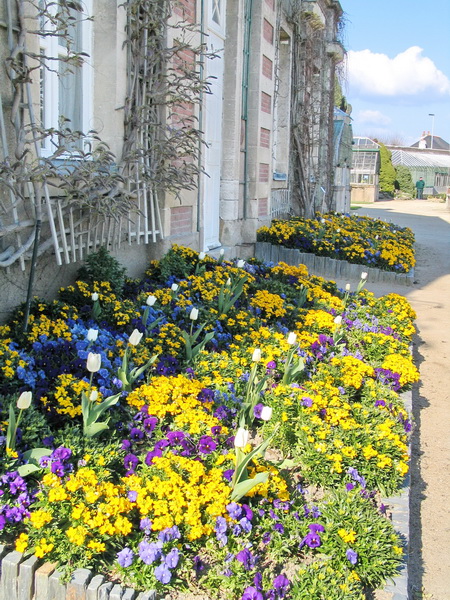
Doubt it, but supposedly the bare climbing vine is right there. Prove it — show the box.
[0,0,213,268]
[285,0,345,217]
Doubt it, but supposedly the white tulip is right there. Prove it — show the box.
[91,292,99,301]
[171,283,179,292]
[198,252,206,260]
[234,427,249,448]
[252,348,261,362]
[129,329,143,346]
[260,406,273,421]
[237,259,245,269]
[189,307,199,321]
[146,295,157,306]
[321,218,325,224]
[334,315,342,325]
[16,391,32,410]
[87,328,98,342]
[287,332,297,346]
[87,352,102,373]
[219,248,225,256]
[89,390,98,402]
[345,283,351,292]
[226,278,231,287]
[361,272,368,280]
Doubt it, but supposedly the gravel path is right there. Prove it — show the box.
[350,199,450,600]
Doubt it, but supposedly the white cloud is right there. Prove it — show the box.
[347,47,450,99]
[357,110,391,126]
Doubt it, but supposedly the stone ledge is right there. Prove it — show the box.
[0,556,156,600]
[255,242,415,286]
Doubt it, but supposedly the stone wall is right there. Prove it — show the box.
[0,546,156,600]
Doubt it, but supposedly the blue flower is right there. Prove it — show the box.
[117,547,134,568]
[346,548,358,565]
[165,548,179,569]
[138,541,162,565]
[154,563,172,584]
[140,517,152,534]
[227,502,243,520]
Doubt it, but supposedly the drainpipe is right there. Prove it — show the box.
[242,0,253,219]
[197,0,206,236]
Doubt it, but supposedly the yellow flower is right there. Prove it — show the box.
[15,533,29,553]
[30,510,53,529]
[338,528,357,544]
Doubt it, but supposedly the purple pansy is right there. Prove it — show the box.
[241,587,263,600]
[198,435,217,454]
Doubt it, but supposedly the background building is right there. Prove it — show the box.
[350,137,380,204]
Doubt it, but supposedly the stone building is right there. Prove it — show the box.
[0,0,346,319]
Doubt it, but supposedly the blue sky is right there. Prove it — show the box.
[342,0,450,146]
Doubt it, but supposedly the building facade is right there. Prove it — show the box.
[0,0,345,319]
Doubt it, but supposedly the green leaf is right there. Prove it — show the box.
[85,393,121,426]
[233,425,279,486]
[129,354,158,381]
[6,403,17,450]
[18,463,42,476]
[84,421,110,438]
[231,472,269,502]
[22,448,51,463]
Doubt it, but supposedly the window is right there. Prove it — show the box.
[39,1,92,155]
[212,0,222,25]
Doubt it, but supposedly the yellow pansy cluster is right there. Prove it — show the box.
[22,456,230,548]
[40,374,99,418]
[302,310,337,332]
[26,313,72,344]
[328,356,375,389]
[381,354,419,386]
[126,375,221,434]
[148,322,184,357]
[270,261,309,280]
[0,336,25,380]
[250,290,286,319]
[126,455,231,538]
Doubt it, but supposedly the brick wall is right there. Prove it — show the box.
[170,206,193,236]
[259,163,269,183]
[173,0,196,23]
[258,197,269,217]
[261,92,272,114]
[263,19,274,45]
[260,127,271,148]
[262,55,273,80]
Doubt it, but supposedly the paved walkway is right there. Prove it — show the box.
[352,199,450,600]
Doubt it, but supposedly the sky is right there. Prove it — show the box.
[342,0,450,146]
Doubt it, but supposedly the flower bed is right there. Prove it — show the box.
[0,245,418,600]
[256,213,416,274]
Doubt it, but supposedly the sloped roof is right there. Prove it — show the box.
[353,136,380,150]
[411,135,450,151]
[390,149,450,168]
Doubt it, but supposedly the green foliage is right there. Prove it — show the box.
[334,79,350,114]
[395,165,415,197]
[77,247,126,296]
[157,246,193,282]
[378,143,396,195]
